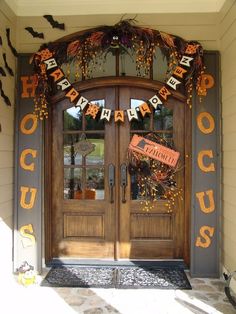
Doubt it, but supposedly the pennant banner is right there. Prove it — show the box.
[36,44,199,123]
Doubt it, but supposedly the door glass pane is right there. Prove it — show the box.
[64,167,82,199]
[85,99,105,130]
[154,105,173,131]
[64,167,104,200]
[64,133,104,166]
[64,107,82,131]
[130,99,150,130]
[86,168,104,200]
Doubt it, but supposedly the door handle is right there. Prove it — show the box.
[120,163,127,203]
[108,164,115,203]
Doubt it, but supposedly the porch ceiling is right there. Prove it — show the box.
[5,0,227,16]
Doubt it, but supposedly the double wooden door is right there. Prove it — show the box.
[50,83,187,261]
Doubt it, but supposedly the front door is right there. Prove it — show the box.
[50,83,187,261]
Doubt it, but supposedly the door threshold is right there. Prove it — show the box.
[47,258,188,269]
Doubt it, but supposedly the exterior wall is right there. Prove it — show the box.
[220,0,236,274]
[16,13,219,53]
[0,1,16,275]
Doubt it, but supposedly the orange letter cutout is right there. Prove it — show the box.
[197,112,215,134]
[20,114,38,135]
[197,150,215,172]
[196,189,215,213]
[195,226,215,248]
[20,75,37,98]
[20,186,37,209]
[20,149,37,172]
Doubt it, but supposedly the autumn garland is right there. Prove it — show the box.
[31,19,207,121]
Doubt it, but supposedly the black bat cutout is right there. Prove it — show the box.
[0,66,6,76]
[3,53,14,76]
[0,123,2,132]
[0,36,2,46]
[25,27,44,39]
[0,80,11,106]
[43,15,65,30]
[6,28,18,57]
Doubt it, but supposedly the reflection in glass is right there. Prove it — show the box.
[64,167,104,200]
[64,107,82,131]
[154,105,173,131]
[130,99,150,130]
[64,133,104,166]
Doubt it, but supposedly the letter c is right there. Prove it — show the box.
[20,149,37,171]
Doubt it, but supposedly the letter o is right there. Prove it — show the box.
[197,112,215,134]
[20,114,38,135]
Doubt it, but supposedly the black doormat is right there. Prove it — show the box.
[41,266,192,289]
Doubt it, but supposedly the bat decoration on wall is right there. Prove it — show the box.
[6,28,18,57]
[3,53,14,76]
[0,35,2,46]
[0,80,11,106]
[0,66,6,76]
[25,27,44,39]
[0,123,2,132]
[43,15,65,30]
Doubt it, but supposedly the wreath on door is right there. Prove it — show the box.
[127,132,182,211]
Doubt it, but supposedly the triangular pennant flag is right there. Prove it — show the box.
[159,86,171,101]
[180,55,193,67]
[100,108,112,121]
[44,58,57,70]
[75,96,89,110]
[85,103,100,119]
[148,95,163,109]
[50,68,64,82]
[167,76,181,90]
[173,66,187,79]
[57,78,71,91]
[114,110,124,122]
[185,44,198,55]
[127,108,138,121]
[65,87,79,102]
[139,102,151,117]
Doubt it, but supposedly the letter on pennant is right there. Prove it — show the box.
[167,76,181,90]
[197,150,215,172]
[20,149,37,172]
[75,96,89,110]
[100,108,111,121]
[196,189,215,214]
[65,88,79,102]
[195,226,215,248]
[50,68,64,82]
[57,78,71,91]
[159,86,171,101]
[180,56,193,67]
[127,108,138,121]
[197,112,215,134]
[173,66,187,78]
[114,110,124,122]
[148,95,162,109]
[44,58,57,70]
[139,102,151,117]
[20,186,37,210]
[19,224,36,248]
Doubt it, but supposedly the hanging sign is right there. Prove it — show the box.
[129,134,180,167]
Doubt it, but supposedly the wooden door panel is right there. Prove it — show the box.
[118,87,185,259]
[51,87,116,259]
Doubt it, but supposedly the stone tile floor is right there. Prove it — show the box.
[0,270,235,314]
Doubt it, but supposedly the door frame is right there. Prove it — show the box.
[44,76,191,265]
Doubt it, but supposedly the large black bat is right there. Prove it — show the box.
[0,80,11,106]
[6,28,18,57]
[3,53,14,76]
[43,15,65,30]
[25,27,44,39]
[0,66,6,76]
